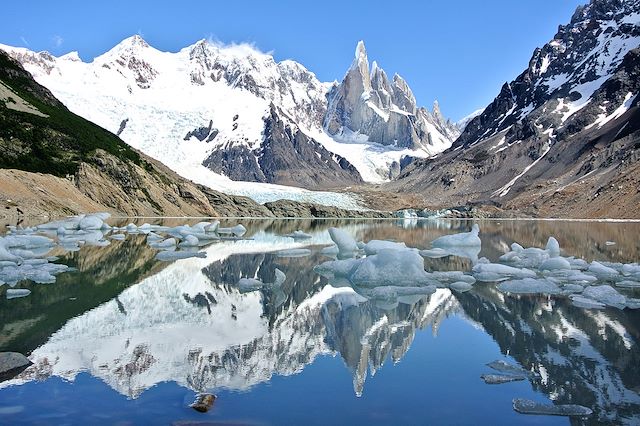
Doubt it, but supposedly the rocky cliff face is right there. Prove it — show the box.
[390,0,640,218]
[203,104,363,189]
[324,41,459,154]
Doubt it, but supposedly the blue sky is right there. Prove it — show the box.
[2,0,585,120]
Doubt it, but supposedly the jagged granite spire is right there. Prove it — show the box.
[324,40,459,152]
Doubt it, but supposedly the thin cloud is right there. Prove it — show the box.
[19,36,29,46]
[52,35,64,48]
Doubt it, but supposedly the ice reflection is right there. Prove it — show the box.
[0,218,639,424]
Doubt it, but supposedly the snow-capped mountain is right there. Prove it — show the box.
[325,41,459,156]
[0,37,458,193]
[391,0,640,218]
[1,236,460,398]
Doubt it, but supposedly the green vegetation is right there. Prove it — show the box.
[0,51,142,177]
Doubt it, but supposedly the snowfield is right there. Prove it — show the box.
[0,37,456,208]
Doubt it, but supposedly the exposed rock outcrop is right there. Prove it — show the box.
[203,104,363,189]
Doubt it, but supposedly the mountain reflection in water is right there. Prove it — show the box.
[1,218,639,425]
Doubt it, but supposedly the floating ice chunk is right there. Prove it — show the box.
[419,248,450,258]
[546,237,560,257]
[205,220,220,232]
[146,232,164,242]
[356,241,365,249]
[320,245,339,257]
[615,280,640,289]
[4,235,55,249]
[431,224,481,247]
[273,269,286,287]
[473,263,537,279]
[450,281,474,292]
[0,245,20,262]
[605,241,616,246]
[621,263,640,276]
[625,298,640,309]
[126,223,138,233]
[570,295,606,309]
[561,284,585,294]
[350,248,435,287]
[276,248,312,257]
[512,398,592,417]
[582,285,626,308]
[363,240,407,255]
[149,238,177,250]
[588,261,619,278]
[109,234,126,241]
[356,285,436,301]
[481,374,525,384]
[497,278,561,295]
[431,271,476,285]
[328,227,358,254]
[487,360,531,376]
[179,235,200,247]
[314,258,362,280]
[216,224,246,236]
[6,288,31,299]
[539,257,571,271]
[284,230,312,239]
[474,272,510,282]
[155,250,206,261]
[237,278,264,292]
[78,214,104,230]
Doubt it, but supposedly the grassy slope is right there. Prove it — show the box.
[0,50,144,176]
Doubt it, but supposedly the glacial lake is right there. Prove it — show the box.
[1,218,640,425]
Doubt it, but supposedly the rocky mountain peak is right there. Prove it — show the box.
[324,41,456,153]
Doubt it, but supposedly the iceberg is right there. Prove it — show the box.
[216,224,246,236]
[350,249,435,287]
[6,288,31,299]
[276,248,312,258]
[283,230,312,239]
[328,227,358,254]
[481,374,525,384]
[581,285,626,308]
[431,224,481,247]
[512,398,592,417]
[497,278,561,295]
[154,250,206,261]
[363,240,408,255]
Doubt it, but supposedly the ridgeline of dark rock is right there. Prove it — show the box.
[389,0,640,219]
[203,104,363,189]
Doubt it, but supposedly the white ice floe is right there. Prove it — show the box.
[155,250,207,261]
[6,288,31,299]
[431,224,481,247]
[328,227,359,255]
[276,248,312,258]
[497,278,562,295]
[283,230,313,239]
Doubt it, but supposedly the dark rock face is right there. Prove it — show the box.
[203,104,363,189]
[455,0,640,149]
[390,0,640,218]
[263,199,390,218]
[183,119,219,142]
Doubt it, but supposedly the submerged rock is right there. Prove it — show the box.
[0,352,32,380]
[480,374,525,384]
[189,393,216,413]
[512,398,592,417]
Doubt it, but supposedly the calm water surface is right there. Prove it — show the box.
[1,218,640,425]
